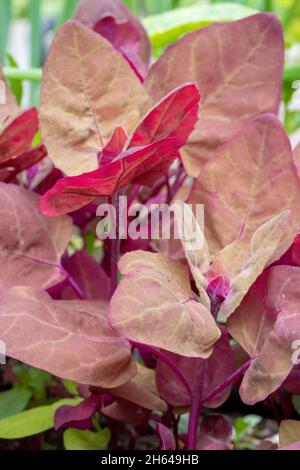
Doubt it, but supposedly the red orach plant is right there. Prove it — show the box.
[2,0,300,451]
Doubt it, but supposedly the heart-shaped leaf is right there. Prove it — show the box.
[217,211,291,320]
[228,266,300,404]
[145,13,284,176]
[40,20,150,176]
[0,183,72,289]
[110,250,220,357]
[189,114,300,258]
[0,287,136,388]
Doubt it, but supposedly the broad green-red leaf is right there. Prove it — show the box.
[0,287,136,388]
[189,114,300,258]
[228,266,300,404]
[40,20,150,176]
[109,250,220,357]
[144,13,284,176]
[0,183,72,289]
[217,211,290,320]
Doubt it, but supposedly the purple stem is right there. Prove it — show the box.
[110,193,121,298]
[186,359,251,450]
[130,340,192,397]
[201,359,251,404]
[168,164,186,203]
[128,184,141,207]
[186,361,207,450]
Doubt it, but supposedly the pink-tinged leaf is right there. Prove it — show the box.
[291,233,300,266]
[157,424,176,451]
[55,394,112,430]
[0,108,39,163]
[128,84,200,149]
[93,379,167,413]
[279,420,300,448]
[40,138,179,216]
[40,20,150,176]
[156,327,234,408]
[101,398,150,426]
[61,251,110,300]
[98,127,127,166]
[189,114,300,258]
[197,415,233,450]
[174,201,211,310]
[293,142,300,175]
[110,250,220,357]
[145,13,284,176]
[283,364,300,394]
[0,65,19,120]
[0,144,47,182]
[0,287,136,388]
[217,211,291,320]
[228,266,300,404]
[90,363,166,412]
[75,0,151,79]
[0,183,72,289]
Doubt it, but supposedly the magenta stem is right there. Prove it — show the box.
[130,341,192,397]
[201,359,251,405]
[186,356,251,449]
[168,164,186,203]
[186,361,207,450]
[110,193,121,298]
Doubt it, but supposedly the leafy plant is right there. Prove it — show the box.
[1,0,300,452]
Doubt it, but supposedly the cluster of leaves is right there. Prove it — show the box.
[1,0,300,451]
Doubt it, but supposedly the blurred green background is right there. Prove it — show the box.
[1,0,300,136]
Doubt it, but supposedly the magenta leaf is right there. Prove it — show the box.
[128,83,200,148]
[61,251,110,300]
[197,415,233,450]
[0,287,136,388]
[40,83,200,216]
[156,423,176,451]
[55,394,112,430]
[0,108,39,163]
[75,0,151,79]
[0,144,47,182]
[0,183,72,289]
